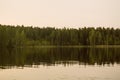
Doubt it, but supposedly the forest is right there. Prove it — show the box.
[0,24,120,47]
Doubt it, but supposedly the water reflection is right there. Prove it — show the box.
[0,47,120,69]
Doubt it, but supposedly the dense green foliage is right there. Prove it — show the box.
[0,24,120,47]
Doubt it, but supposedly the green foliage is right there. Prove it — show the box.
[89,29,95,46]
[0,24,120,47]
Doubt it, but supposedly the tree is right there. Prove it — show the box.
[89,29,96,46]
[0,24,120,47]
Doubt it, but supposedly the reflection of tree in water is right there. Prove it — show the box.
[0,47,120,69]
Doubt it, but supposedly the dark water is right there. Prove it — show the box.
[0,47,120,80]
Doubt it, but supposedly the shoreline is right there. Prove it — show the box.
[1,45,120,49]
[23,45,120,48]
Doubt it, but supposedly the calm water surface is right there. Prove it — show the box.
[0,47,120,80]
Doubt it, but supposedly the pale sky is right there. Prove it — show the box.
[0,0,120,28]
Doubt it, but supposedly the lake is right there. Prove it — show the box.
[0,47,120,80]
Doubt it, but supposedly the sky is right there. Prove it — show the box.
[0,0,120,28]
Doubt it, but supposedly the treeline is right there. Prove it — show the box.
[0,24,120,47]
